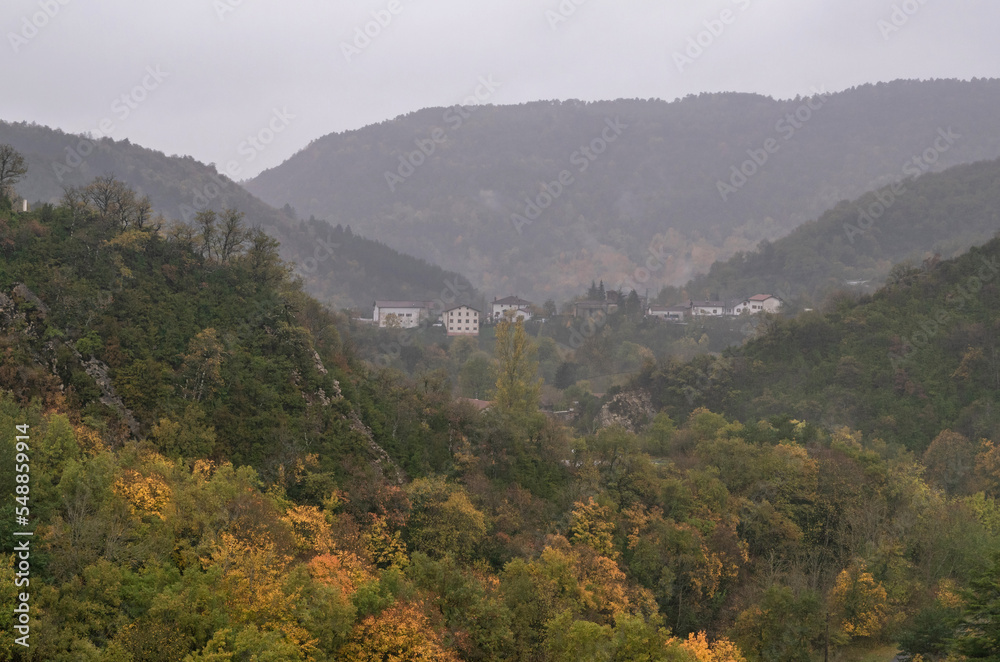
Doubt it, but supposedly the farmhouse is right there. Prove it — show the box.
[492,296,533,321]
[647,304,690,322]
[744,294,782,313]
[443,305,480,336]
[690,300,727,316]
[373,300,433,328]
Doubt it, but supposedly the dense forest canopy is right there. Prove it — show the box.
[2,166,1000,660]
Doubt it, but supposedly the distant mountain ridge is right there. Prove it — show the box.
[0,120,475,308]
[246,78,1000,302]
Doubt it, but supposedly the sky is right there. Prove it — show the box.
[2,0,997,180]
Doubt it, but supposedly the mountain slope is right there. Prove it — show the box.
[0,120,474,308]
[624,236,1000,451]
[247,78,1000,301]
[672,156,1000,306]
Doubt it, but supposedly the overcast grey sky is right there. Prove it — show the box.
[2,0,997,179]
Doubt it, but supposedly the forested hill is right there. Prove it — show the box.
[0,120,474,308]
[672,156,1000,306]
[4,180,1000,661]
[247,78,1000,301]
[626,234,1000,452]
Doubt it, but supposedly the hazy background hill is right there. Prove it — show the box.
[246,79,1000,301]
[668,156,1000,307]
[0,120,475,310]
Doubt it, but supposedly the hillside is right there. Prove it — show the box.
[624,235,1000,452]
[247,78,1000,301]
[0,121,474,309]
[672,156,1000,307]
[2,184,999,661]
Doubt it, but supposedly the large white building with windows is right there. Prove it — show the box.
[443,305,480,336]
[373,300,433,329]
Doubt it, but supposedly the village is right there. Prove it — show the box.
[370,292,783,336]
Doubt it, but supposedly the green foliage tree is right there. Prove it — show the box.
[492,316,540,415]
[953,552,1000,660]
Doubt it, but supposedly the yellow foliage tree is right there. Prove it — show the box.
[677,631,747,662]
[829,561,888,639]
[202,533,318,654]
[113,468,171,517]
[339,601,461,662]
[568,497,618,558]
[284,504,335,555]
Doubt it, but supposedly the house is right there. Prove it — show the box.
[373,300,433,328]
[690,300,727,316]
[743,294,782,314]
[647,304,690,322]
[492,296,533,321]
[443,305,480,336]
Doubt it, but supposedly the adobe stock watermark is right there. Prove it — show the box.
[878,0,930,40]
[509,117,627,235]
[299,226,341,275]
[888,254,998,369]
[341,0,410,63]
[716,86,831,202]
[673,0,753,73]
[555,308,609,362]
[7,0,72,53]
[214,0,250,21]
[615,232,673,296]
[51,65,170,182]
[843,127,960,243]
[546,0,591,30]
[179,108,295,222]
[385,75,502,193]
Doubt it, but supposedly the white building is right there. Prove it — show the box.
[373,300,432,329]
[691,300,727,316]
[733,294,783,315]
[491,296,533,321]
[443,305,480,336]
[648,304,690,322]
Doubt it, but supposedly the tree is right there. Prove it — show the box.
[953,552,1000,660]
[543,299,558,318]
[459,353,493,400]
[924,429,976,494]
[0,144,27,197]
[828,560,888,641]
[731,585,823,662]
[624,289,643,319]
[196,210,218,259]
[340,601,461,661]
[217,209,248,263]
[492,316,540,415]
[406,477,486,562]
[84,174,150,231]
